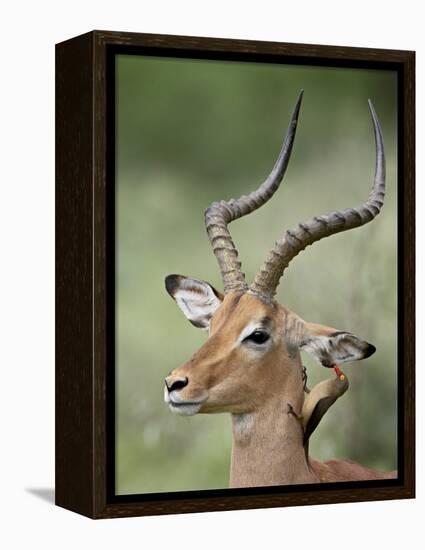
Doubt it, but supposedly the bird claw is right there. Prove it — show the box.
[287,403,303,421]
[302,365,311,394]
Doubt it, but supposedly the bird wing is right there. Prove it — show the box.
[303,396,336,446]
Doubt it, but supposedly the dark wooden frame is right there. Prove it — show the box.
[56,30,415,519]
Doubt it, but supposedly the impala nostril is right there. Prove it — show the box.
[166,376,189,393]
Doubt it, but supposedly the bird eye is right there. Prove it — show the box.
[244,330,270,345]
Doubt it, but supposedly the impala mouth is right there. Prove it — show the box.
[168,401,203,416]
[164,387,206,416]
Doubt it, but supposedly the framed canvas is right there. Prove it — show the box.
[55,30,415,519]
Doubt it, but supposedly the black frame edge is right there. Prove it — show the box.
[55,31,96,519]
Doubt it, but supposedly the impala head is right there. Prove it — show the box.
[164,92,385,417]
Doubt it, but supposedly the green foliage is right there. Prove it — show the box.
[116,55,398,494]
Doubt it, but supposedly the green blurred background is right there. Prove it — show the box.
[115,54,398,495]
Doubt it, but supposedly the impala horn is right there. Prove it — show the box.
[204,92,386,300]
[250,99,385,299]
[204,91,304,294]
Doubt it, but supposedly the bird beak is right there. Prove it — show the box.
[333,365,345,380]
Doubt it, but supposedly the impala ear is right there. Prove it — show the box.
[299,322,376,367]
[165,274,224,329]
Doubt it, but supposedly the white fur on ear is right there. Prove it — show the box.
[300,330,376,367]
[165,275,223,329]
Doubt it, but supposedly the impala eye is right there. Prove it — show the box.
[244,330,270,345]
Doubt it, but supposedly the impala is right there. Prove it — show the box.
[164,92,396,487]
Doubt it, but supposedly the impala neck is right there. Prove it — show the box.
[230,365,317,487]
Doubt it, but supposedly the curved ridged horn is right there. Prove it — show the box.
[250,100,386,300]
[204,91,304,294]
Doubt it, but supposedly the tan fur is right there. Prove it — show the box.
[166,290,396,487]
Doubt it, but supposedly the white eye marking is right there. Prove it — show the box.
[236,322,263,346]
[235,322,272,350]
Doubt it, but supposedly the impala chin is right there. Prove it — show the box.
[164,387,207,416]
[169,402,203,416]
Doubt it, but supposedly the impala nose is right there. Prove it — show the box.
[165,376,189,393]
